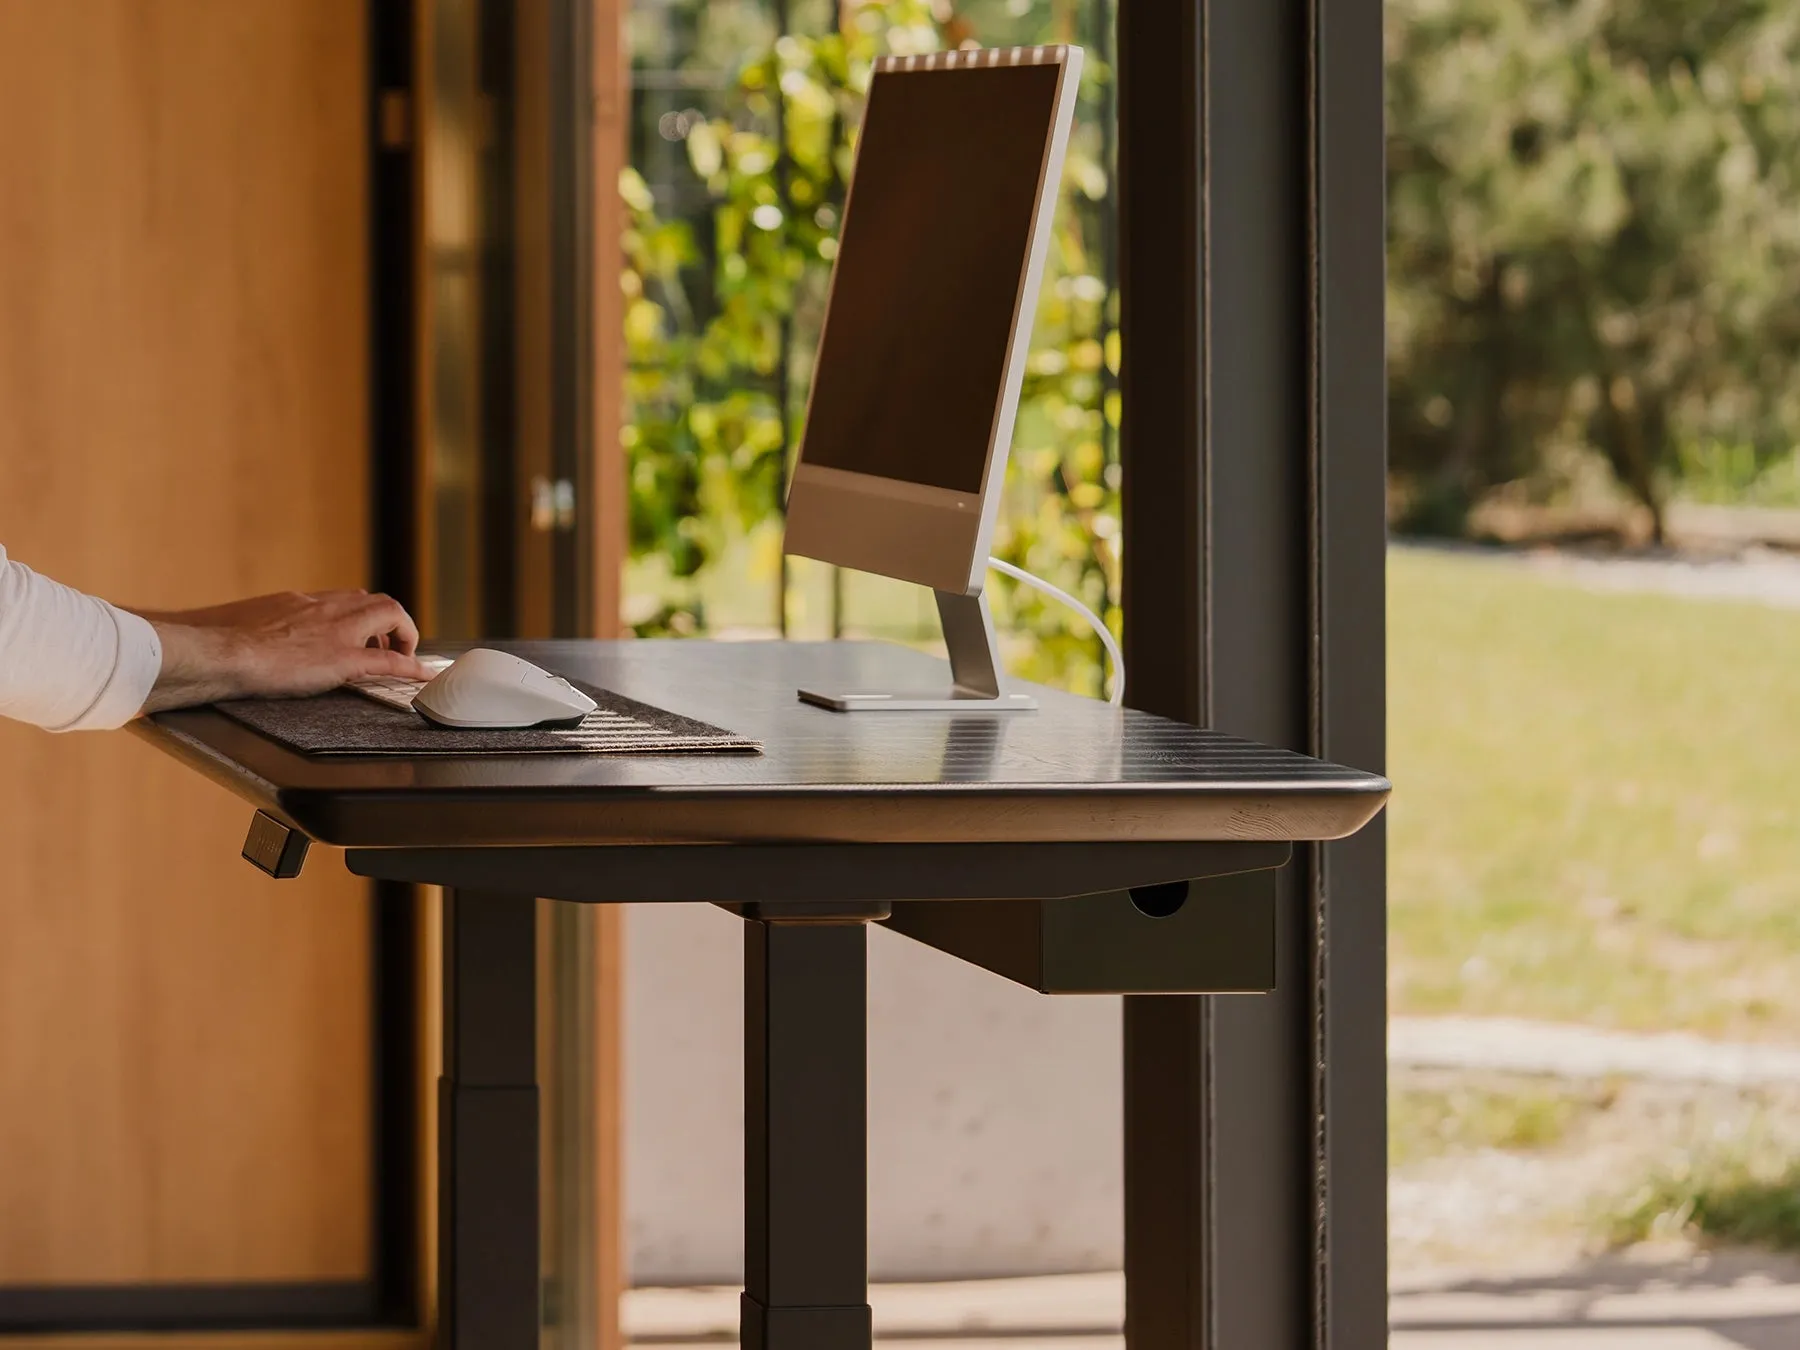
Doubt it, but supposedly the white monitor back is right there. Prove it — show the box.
[783,45,1084,597]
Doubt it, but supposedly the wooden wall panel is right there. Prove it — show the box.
[0,0,374,1287]
[0,1336,423,1350]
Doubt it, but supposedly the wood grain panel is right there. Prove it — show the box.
[0,1336,424,1350]
[0,0,373,1286]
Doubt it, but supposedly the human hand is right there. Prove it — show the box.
[141,590,432,713]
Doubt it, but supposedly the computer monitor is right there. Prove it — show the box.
[783,44,1083,601]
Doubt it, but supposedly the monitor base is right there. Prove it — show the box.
[799,588,1039,713]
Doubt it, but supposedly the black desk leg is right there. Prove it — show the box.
[440,889,540,1349]
[742,918,873,1350]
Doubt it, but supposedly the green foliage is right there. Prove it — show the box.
[1674,438,1800,507]
[1608,1152,1800,1253]
[1387,0,1800,538]
[623,0,1119,696]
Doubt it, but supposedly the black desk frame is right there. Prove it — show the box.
[438,891,541,1348]
[343,840,1295,1350]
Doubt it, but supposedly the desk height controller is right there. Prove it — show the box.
[242,810,310,879]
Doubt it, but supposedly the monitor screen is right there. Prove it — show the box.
[796,60,1063,496]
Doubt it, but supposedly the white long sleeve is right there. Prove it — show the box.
[0,544,163,731]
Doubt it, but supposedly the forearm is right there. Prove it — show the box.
[2,557,429,728]
[139,622,250,713]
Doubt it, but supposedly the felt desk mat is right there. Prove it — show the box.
[215,679,761,757]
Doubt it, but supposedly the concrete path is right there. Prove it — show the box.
[1396,535,1800,612]
[1389,1014,1800,1087]
[624,1252,1800,1348]
[1391,1248,1800,1350]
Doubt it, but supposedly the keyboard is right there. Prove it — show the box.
[347,654,456,714]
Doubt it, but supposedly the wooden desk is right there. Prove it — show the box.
[136,640,1389,1350]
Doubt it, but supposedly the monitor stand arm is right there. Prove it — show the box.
[798,588,1038,712]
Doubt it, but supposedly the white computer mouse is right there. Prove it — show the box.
[411,648,598,730]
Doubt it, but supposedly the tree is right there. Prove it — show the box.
[1387,0,1800,540]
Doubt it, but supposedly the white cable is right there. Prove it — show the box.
[988,556,1126,707]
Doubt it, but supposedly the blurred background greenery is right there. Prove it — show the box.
[1388,0,1800,542]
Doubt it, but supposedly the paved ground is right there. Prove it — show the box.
[1397,535,1800,611]
[624,1252,1800,1348]
[1390,1248,1800,1350]
[1390,1015,1800,1087]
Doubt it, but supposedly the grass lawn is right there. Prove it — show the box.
[1390,546,1800,1039]
[1608,1150,1800,1253]
[1389,1073,1610,1169]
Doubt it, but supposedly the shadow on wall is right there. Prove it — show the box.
[624,902,1123,1283]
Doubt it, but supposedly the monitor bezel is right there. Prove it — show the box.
[783,44,1085,597]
